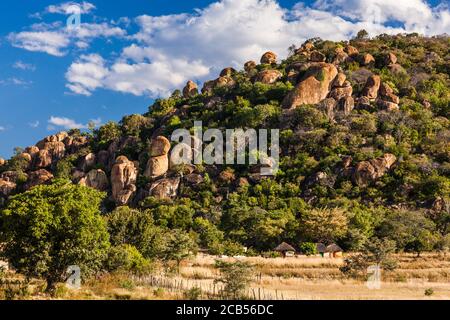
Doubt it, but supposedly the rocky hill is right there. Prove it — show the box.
[0,33,449,252]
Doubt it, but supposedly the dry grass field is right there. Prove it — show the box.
[1,253,450,300]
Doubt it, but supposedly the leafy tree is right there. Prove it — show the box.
[299,242,317,256]
[193,217,224,250]
[151,203,195,230]
[163,229,197,272]
[106,206,167,258]
[300,208,349,243]
[105,244,153,276]
[378,210,438,256]
[96,121,122,147]
[355,29,369,40]
[120,114,152,137]
[0,180,110,294]
[215,260,254,300]
[340,238,397,279]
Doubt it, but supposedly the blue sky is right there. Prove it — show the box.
[0,0,448,158]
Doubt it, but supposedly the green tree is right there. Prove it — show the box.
[378,210,438,256]
[299,242,317,256]
[340,238,397,279]
[163,229,197,272]
[105,244,153,276]
[355,29,369,40]
[107,206,167,258]
[300,208,349,243]
[215,260,254,300]
[0,180,110,294]
[96,121,122,146]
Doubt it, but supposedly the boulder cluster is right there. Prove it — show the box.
[1,44,404,204]
[0,132,88,201]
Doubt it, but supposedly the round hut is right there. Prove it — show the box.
[274,242,296,258]
[326,244,343,258]
[316,243,327,257]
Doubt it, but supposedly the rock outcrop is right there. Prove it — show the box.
[283,63,338,108]
[353,154,397,187]
[25,169,54,190]
[25,146,40,157]
[377,83,400,111]
[332,47,349,65]
[360,53,375,66]
[79,169,109,191]
[145,155,169,179]
[81,153,96,172]
[150,136,171,157]
[345,45,359,57]
[310,51,326,62]
[385,52,397,66]
[244,61,256,73]
[362,75,381,100]
[0,180,16,197]
[183,80,198,98]
[144,136,171,179]
[254,70,282,84]
[43,141,66,161]
[149,177,180,200]
[260,51,277,64]
[33,149,52,169]
[111,156,138,206]
[329,72,353,102]
[0,171,26,183]
[220,67,236,77]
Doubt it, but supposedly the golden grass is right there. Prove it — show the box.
[2,253,450,300]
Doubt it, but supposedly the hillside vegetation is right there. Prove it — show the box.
[0,33,449,294]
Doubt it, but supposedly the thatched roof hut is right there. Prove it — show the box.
[326,244,343,258]
[274,242,296,257]
[326,244,343,253]
[316,243,327,253]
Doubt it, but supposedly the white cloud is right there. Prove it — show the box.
[9,31,70,56]
[48,116,86,129]
[0,78,32,87]
[13,61,36,71]
[0,126,5,132]
[46,1,96,15]
[313,0,450,35]
[11,1,449,98]
[29,121,40,128]
[65,0,449,98]
[47,116,102,130]
[9,9,126,57]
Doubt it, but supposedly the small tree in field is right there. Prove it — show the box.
[215,260,254,300]
[0,180,110,294]
[340,238,397,279]
[163,229,197,273]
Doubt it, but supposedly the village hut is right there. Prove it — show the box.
[274,242,296,258]
[316,243,327,257]
[326,243,343,258]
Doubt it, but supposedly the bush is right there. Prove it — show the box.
[0,180,110,295]
[107,206,167,259]
[184,287,202,300]
[106,244,153,276]
[215,260,254,300]
[299,242,317,256]
[425,288,434,296]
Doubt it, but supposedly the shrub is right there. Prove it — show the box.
[106,244,153,276]
[184,287,202,300]
[299,242,317,256]
[215,260,254,300]
[0,180,110,295]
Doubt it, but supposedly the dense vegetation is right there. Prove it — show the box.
[0,33,449,290]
